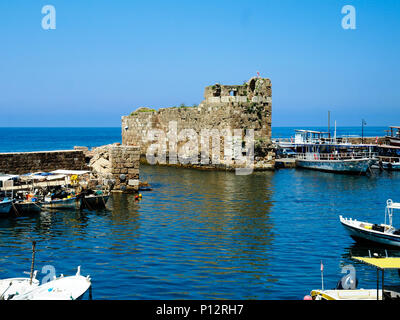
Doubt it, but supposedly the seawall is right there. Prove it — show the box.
[0,150,88,175]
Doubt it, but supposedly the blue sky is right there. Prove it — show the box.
[0,0,399,127]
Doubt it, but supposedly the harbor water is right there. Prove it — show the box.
[0,127,400,299]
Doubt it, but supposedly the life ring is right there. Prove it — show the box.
[314,154,318,160]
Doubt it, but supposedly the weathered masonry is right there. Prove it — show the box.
[122,76,275,170]
[0,150,87,175]
[89,144,140,193]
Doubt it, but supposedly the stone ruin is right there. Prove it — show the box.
[122,76,275,171]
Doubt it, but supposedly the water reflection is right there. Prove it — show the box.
[1,166,400,299]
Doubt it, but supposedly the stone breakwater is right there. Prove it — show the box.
[122,77,276,172]
[0,150,87,175]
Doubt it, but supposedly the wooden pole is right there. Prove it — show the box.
[30,241,36,285]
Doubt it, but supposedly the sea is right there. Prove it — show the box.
[0,126,399,300]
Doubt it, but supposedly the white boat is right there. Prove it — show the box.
[12,266,91,300]
[292,130,377,174]
[0,271,39,300]
[340,199,400,247]
[385,126,400,146]
[307,255,400,300]
[297,153,374,174]
[0,198,12,215]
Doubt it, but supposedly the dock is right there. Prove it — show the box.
[275,158,296,168]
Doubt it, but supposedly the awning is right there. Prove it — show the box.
[352,257,400,269]
[50,170,90,175]
[0,174,19,182]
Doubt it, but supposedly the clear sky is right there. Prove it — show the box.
[0,0,399,127]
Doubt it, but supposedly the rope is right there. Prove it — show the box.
[11,202,21,217]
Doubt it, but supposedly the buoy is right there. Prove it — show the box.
[303,295,312,300]
[134,195,139,200]
[139,194,142,198]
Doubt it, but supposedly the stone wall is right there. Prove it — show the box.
[110,146,140,192]
[121,76,275,171]
[0,150,87,175]
[89,144,140,193]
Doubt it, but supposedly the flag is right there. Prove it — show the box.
[320,261,324,272]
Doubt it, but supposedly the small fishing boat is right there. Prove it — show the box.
[81,192,110,210]
[12,266,91,300]
[12,201,42,215]
[0,271,39,300]
[0,198,13,215]
[41,196,81,210]
[385,126,400,147]
[307,253,400,300]
[340,199,400,247]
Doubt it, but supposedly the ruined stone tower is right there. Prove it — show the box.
[122,76,274,171]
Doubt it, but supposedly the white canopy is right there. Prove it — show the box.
[50,170,90,175]
[0,175,19,182]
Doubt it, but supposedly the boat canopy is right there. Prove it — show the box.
[0,174,19,182]
[353,257,400,270]
[50,170,90,175]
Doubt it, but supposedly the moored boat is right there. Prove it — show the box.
[0,271,39,300]
[0,198,13,215]
[81,193,110,210]
[11,266,91,300]
[385,126,400,146]
[307,254,400,300]
[41,196,81,210]
[296,153,374,174]
[12,201,42,215]
[340,199,400,247]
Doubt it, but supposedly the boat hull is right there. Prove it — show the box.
[12,275,91,300]
[41,197,81,210]
[0,200,13,215]
[81,195,110,210]
[296,158,373,174]
[340,216,400,247]
[0,277,40,300]
[12,202,42,215]
[386,137,400,147]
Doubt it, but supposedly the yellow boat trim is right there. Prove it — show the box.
[352,256,400,269]
[310,290,336,300]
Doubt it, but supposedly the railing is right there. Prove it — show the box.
[296,152,378,161]
[378,156,400,163]
[273,137,354,145]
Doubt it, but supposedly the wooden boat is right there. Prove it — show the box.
[41,196,81,210]
[340,199,400,247]
[296,153,374,174]
[0,271,39,300]
[291,130,377,174]
[0,199,13,215]
[385,126,400,146]
[12,201,42,215]
[81,193,110,210]
[12,266,91,300]
[308,254,400,300]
